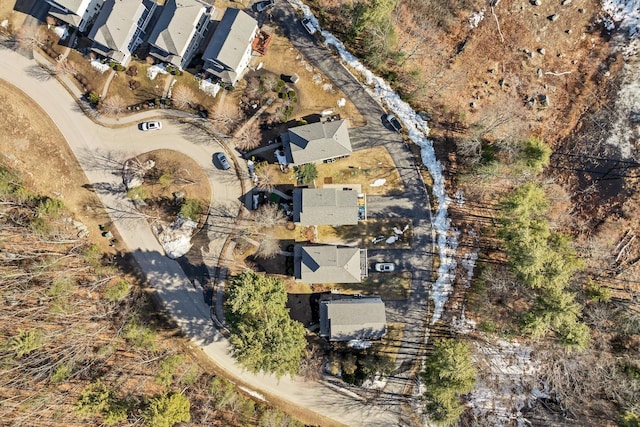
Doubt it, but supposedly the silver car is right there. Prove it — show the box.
[214,152,231,170]
[301,18,316,35]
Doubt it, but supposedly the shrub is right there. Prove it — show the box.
[8,329,43,358]
[586,281,612,303]
[179,199,202,222]
[143,392,191,427]
[77,380,129,425]
[155,355,183,386]
[87,90,101,104]
[36,197,64,218]
[105,280,130,302]
[126,186,147,201]
[122,317,156,350]
[295,163,318,185]
[51,363,72,383]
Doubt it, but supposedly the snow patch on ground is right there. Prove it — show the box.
[154,216,197,259]
[602,0,640,38]
[470,338,539,427]
[288,0,458,326]
[90,59,111,73]
[54,25,68,40]
[238,386,266,401]
[469,9,485,29]
[147,64,168,80]
[600,0,640,159]
[361,374,387,390]
[199,79,221,97]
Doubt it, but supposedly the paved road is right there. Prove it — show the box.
[274,2,435,417]
[0,46,399,426]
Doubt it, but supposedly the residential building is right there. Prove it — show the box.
[88,0,156,65]
[319,297,387,342]
[294,244,367,284]
[147,0,212,70]
[46,0,104,32]
[292,187,359,226]
[281,119,352,166]
[202,8,258,86]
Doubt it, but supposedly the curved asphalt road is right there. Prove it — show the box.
[0,45,401,425]
[3,2,434,421]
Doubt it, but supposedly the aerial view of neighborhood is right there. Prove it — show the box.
[1,0,640,425]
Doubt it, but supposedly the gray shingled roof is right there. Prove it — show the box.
[89,0,154,62]
[51,0,84,14]
[319,297,387,341]
[294,245,362,284]
[147,0,209,67]
[48,5,82,27]
[202,8,257,84]
[292,188,358,226]
[282,119,352,165]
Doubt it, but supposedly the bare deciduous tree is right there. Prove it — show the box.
[252,203,286,229]
[245,77,261,99]
[56,58,77,76]
[254,164,276,193]
[100,95,127,117]
[256,237,280,259]
[234,121,261,151]
[16,26,46,50]
[261,75,277,92]
[209,104,241,134]
[171,85,195,110]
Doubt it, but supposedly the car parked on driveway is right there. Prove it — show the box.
[255,0,275,12]
[375,262,395,272]
[140,121,162,131]
[214,152,231,170]
[385,114,402,132]
[301,18,316,35]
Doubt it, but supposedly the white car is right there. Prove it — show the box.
[375,262,395,272]
[140,121,162,131]
[301,18,316,35]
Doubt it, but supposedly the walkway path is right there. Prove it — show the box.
[0,45,397,426]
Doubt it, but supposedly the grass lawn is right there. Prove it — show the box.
[252,30,364,125]
[267,146,403,196]
[333,271,412,301]
[374,322,405,364]
[105,60,170,106]
[66,49,110,94]
[332,218,412,249]
[314,146,404,196]
[171,71,220,111]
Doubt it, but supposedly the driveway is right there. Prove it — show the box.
[274,0,435,410]
[0,45,399,426]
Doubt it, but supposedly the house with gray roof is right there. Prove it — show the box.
[294,244,367,284]
[147,0,212,70]
[293,188,359,226]
[202,8,258,86]
[281,119,352,166]
[319,297,387,342]
[88,0,156,65]
[46,0,104,32]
